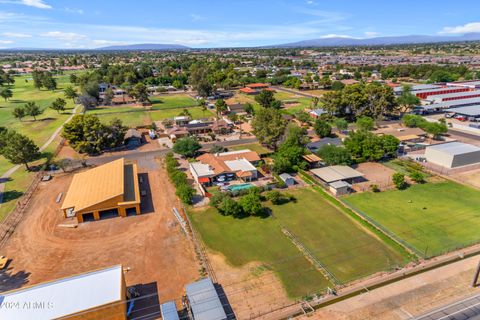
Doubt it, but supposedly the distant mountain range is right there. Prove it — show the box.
[273,33,480,48]
[95,43,190,51]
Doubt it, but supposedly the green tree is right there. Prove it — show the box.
[24,102,43,121]
[244,103,254,115]
[396,85,420,112]
[392,172,407,190]
[215,99,228,117]
[50,98,67,114]
[12,107,25,121]
[252,107,287,150]
[356,116,375,131]
[172,137,202,158]
[176,183,195,204]
[331,81,345,91]
[314,119,332,137]
[0,87,13,101]
[317,145,352,165]
[334,118,348,131]
[254,90,277,108]
[129,82,150,104]
[402,114,425,128]
[0,130,40,170]
[218,196,243,217]
[424,122,448,140]
[64,86,78,103]
[239,189,263,216]
[62,114,126,154]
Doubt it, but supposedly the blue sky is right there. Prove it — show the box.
[0,0,480,48]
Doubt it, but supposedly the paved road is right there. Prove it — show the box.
[416,293,480,320]
[86,137,259,166]
[449,128,480,141]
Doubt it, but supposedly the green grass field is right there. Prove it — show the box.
[0,72,80,220]
[191,187,408,298]
[343,181,480,257]
[229,143,273,155]
[90,94,210,127]
[150,94,197,109]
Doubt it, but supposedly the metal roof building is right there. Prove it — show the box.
[160,301,180,320]
[186,278,227,320]
[419,97,480,112]
[446,80,480,89]
[0,265,126,320]
[425,142,480,168]
[445,105,480,117]
[310,166,364,183]
[426,90,480,103]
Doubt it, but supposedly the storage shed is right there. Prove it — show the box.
[279,173,296,186]
[329,180,351,196]
[425,142,480,168]
[186,278,227,320]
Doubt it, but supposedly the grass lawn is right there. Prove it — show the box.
[271,188,408,283]
[229,143,273,155]
[96,111,152,128]
[190,207,331,298]
[191,186,409,297]
[343,181,480,257]
[282,97,312,115]
[150,94,197,110]
[149,107,208,121]
[0,168,33,221]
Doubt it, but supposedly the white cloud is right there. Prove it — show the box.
[364,31,379,38]
[1,0,53,9]
[91,39,127,46]
[306,0,317,5]
[0,40,14,44]
[65,7,84,14]
[22,0,50,8]
[440,22,480,34]
[41,31,86,41]
[2,32,31,38]
[320,34,355,39]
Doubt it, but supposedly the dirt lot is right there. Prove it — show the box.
[453,168,480,189]
[352,162,396,192]
[207,252,292,320]
[0,157,199,304]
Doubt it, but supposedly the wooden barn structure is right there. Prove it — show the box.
[61,158,141,223]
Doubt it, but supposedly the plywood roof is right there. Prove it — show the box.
[61,158,125,212]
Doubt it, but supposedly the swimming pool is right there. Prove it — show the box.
[228,183,254,192]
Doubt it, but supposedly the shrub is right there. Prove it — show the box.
[392,172,407,190]
[410,171,425,183]
[370,184,380,192]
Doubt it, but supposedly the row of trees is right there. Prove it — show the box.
[165,153,195,204]
[402,114,448,139]
[210,188,264,218]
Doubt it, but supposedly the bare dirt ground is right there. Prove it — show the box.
[0,157,199,304]
[452,168,480,189]
[352,162,396,192]
[207,253,292,320]
[297,255,480,320]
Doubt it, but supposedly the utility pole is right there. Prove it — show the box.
[472,259,480,287]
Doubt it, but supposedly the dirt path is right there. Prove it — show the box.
[0,158,199,303]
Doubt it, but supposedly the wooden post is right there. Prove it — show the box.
[93,211,100,220]
[472,260,480,287]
